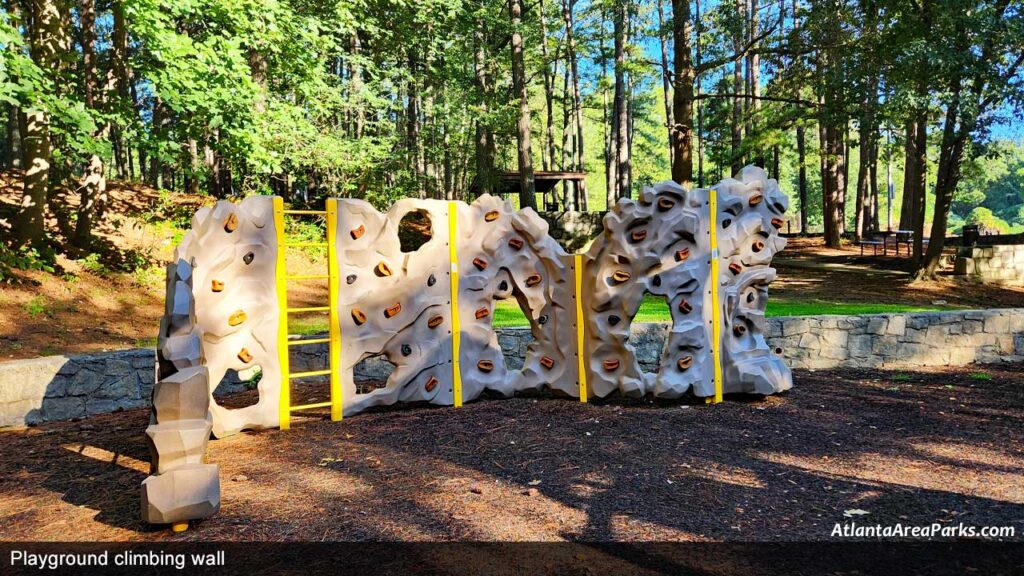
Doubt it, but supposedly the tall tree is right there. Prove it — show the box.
[509,0,537,209]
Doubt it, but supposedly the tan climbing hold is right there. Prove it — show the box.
[677,356,693,370]
[428,315,444,329]
[352,308,367,325]
[172,521,189,533]
[630,229,648,242]
[602,359,620,371]
[771,217,784,229]
[473,257,488,271]
[211,280,224,292]
[474,307,490,320]
[540,356,555,370]
[678,299,693,314]
[508,237,524,250]
[477,360,494,372]
[424,376,439,392]
[749,194,764,207]
[384,303,402,318]
[611,270,631,283]
[484,210,500,222]
[351,224,366,240]
[752,239,765,253]
[734,324,748,336]
[657,197,675,211]
[228,310,246,326]
[675,247,691,262]
[525,274,542,287]
[728,262,742,275]
[375,261,393,277]
[237,348,253,363]
[223,213,238,233]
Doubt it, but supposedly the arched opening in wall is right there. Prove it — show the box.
[635,294,672,374]
[212,366,262,408]
[398,209,433,253]
[353,353,396,394]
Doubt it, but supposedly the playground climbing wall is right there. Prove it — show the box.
[143,166,792,528]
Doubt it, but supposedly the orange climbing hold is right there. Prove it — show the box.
[472,258,488,271]
[728,262,742,275]
[428,315,444,329]
[211,280,225,292]
[424,376,439,392]
[375,262,393,276]
[678,299,693,314]
[352,308,367,325]
[223,213,239,233]
[657,197,675,211]
[477,360,494,372]
[384,303,402,318]
[630,229,648,242]
[351,224,366,240]
[602,359,620,371]
[525,274,542,287]
[675,247,691,262]
[749,193,764,207]
[508,237,524,250]
[474,307,490,320]
[228,310,247,326]
[771,217,784,229]
[237,348,253,363]
[539,356,555,369]
[611,270,631,283]
[677,356,693,370]
[484,210,500,222]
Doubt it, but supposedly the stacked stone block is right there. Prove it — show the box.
[955,245,1024,286]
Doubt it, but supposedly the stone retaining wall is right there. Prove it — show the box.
[2,308,1022,428]
[955,245,1024,285]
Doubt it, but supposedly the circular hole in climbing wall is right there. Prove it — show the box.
[635,294,673,374]
[212,366,263,409]
[353,353,396,394]
[398,209,433,253]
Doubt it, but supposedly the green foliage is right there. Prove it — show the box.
[0,243,56,282]
[964,207,1011,234]
[968,371,993,381]
[22,295,46,318]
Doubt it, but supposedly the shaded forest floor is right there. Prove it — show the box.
[1,170,1023,360]
[0,364,1022,542]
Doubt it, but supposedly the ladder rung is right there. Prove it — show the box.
[290,369,332,379]
[284,242,328,248]
[286,306,330,313]
[285,274,329,280]
[290,402,333,411]
[283,210,327,215]
[287,337,331,346]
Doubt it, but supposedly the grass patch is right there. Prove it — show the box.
[22,296,46,318]
[491,295,957,327]
[288,315,330,336]
[968,372,993,381]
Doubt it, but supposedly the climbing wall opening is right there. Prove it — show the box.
[636,295,672,374]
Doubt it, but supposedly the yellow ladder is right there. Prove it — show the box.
[272,198,342,430]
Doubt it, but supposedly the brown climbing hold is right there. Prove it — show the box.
[351,224,366,240]
[611,270,631,283]
[734,324,748,336]
[677,356,693,371]
[424,376,439,392]
[428,315,444,329]
[384,303,402,318]
[678,299,693,314]
[540,356,555,370]
[237,348,253,363]
[630,229,648,242]
[473,258,488,271]
[752,239,765,253]
[525,274,542,287]
[675,247,691,262]
[602,359,620,371]
[223,213,239,233]
[474,307,490,320]
[771,217,784,229]
[477,360,494,373]
[728,262,742,275]
[657,197,675,211]
[484,210,500,222]
[508,237,524,250]
[352,308,367,325]
[211,280,225,293]
[375,261,393,277]
[749,193,764,207]
[228,310,246,326]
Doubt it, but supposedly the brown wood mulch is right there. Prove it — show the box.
[0,364,1022,543]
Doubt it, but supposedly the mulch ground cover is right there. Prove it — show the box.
[0,364,1022,543]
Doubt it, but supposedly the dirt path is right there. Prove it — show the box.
[1,364,1021,543]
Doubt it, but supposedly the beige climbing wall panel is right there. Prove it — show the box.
[581,166,792,398]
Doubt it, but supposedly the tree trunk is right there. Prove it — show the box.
[910,115,928,266]
[472,14,497,197]
[566,0,587,209]
[797,125,807,233]
[613,1,630,199]
[540,0,556,175]
[15,0,64,247]
[509,0,537,209]
[670,0,694,187]
[898,121,917,231]
[658,0,674,170]
[74,0,104,247]
[730,0,743,177]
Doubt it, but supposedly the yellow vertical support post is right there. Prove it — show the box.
[708,189,724,404]
[574,254,588,403]
[447,202,463,407]
[326,199,343,421]
[273,197,291,429]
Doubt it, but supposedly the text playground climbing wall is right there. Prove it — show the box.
[142,165,792,526]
